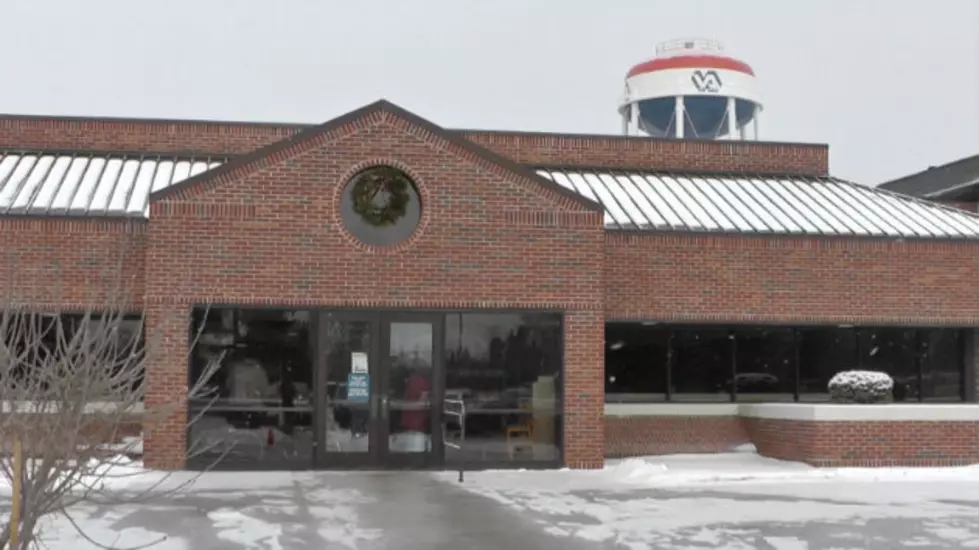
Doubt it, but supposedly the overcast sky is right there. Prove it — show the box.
[1,0,976,185]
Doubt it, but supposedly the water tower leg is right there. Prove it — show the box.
[753,109,760,140]
[629,102,639,135]
[726,97,737,140]
[675,96,685,139]
[621,105,630,136]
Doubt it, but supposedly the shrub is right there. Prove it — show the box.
[827,370,894,403]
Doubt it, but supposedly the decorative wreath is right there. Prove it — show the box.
[351,166,413,227]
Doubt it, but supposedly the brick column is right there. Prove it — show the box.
[142,302,190,469]
[563,309,605,468]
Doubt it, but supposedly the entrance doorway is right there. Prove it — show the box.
[318,311,444,469]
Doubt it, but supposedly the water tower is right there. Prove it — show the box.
[619,38,762,140]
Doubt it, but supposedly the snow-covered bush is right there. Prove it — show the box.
[827,370,894,403]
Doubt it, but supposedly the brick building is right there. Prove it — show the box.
[2,100,979,470]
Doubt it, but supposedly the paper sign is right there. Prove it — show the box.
[347,373,370,403]
[351,352,368,374]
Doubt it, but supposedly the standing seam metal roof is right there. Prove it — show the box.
[537,169,979,239]
[0,151,223,217]
[2,149,979,240]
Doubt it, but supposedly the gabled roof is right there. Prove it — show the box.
[878,154,979,199]
[539,168,979,239]
[149,99,601,211]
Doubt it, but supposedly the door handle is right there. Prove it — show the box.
[380,396,389,419]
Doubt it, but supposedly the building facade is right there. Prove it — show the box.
[2,100,979,470]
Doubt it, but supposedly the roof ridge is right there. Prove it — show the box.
[149,99,602,211]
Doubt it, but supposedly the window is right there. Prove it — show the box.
[188,307,313,464]
[339,165,422,246]
[921,329,964,401]
[733,328,795,401]
[443,313,561,465]
[671,328,731,401]
[859,328,918,401]
[605,324,967,403]
[0,311,144,398]
[605,323,668,402]
[797,327,857,402]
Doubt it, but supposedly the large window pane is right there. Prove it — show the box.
[188,307,313,464]
[922,329,964,401]
[671,328,731,401]
[859,328,918,401]
[443,312,561,465]
[605,323,669,402]
[798,327,856,401]
[733,328,795,401]
[0,312,144,397]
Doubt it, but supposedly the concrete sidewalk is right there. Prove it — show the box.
[21,471,614,550]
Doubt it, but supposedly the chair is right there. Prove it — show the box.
[505,405,535,459]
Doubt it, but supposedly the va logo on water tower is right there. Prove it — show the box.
[691,70,723,93]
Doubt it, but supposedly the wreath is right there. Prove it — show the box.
[351,167,413,227]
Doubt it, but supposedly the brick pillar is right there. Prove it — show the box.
[563,309,605,469]
[143,302,190,470]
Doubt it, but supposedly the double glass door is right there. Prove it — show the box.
[318,312,443,468]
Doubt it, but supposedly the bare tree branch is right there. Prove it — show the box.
[0,244,226,549]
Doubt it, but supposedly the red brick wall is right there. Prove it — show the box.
[458,131,829,176]
[605,416,748,457]
[0,218,145,309]
[0,115,303,155]
[744,417,979,467]
[142,108,607,469]
[606,233,979,325]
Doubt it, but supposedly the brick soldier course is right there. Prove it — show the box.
[2,100,979,469]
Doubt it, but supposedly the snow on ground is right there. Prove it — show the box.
[445,451,979,549]
[7,448,979,548]
[5,469,383,550]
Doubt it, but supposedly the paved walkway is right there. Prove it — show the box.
[32,472,614,550]
[20,468,979,549]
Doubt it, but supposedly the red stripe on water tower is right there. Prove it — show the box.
[627,55,755,78]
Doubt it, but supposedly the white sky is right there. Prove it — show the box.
[0,0,977,185]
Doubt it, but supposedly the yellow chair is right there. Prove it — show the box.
[505,405,535,459]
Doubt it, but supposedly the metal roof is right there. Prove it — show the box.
[0,151,223,217]
[538,169,979,239]
[3,149,978,240]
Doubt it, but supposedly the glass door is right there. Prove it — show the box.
[316,311,443,469]
[318,312,379,468]
[378,314,443,468]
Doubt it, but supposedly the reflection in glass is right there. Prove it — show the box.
[443,313,562,464]
[387,322,433,453]
[607,324,967,403]
[323,319,372,453]
[860,329,918,401]
[798,327,857,401]
[188,308,313,464]
[922,329,964,401]
[733,328,795,401]
[605,323,669,402]
[671,329,731,401]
